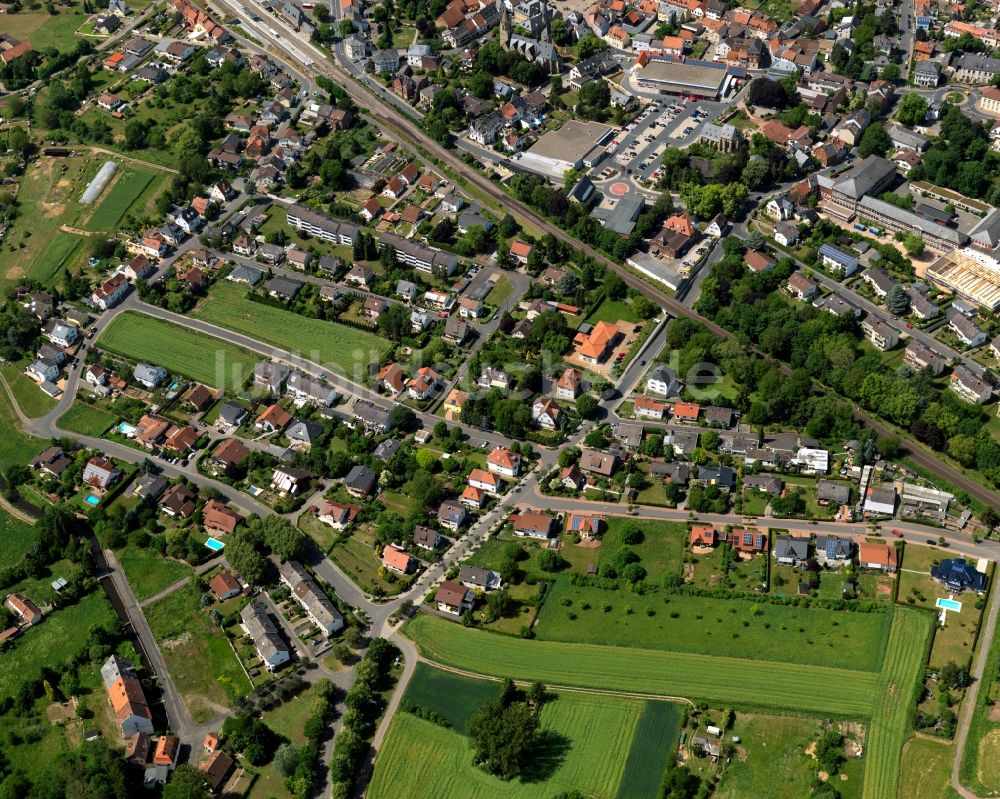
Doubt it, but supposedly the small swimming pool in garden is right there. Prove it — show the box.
[84,495,100,506]
[118,422,137,436]
[205,537,225,552]
[936,597,962,612]
[168,381,181,391]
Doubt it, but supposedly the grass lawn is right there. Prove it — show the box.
[0,592,116,698]
[599,518,686,581]
[585,298,640,326]
[0,9,90,49]
[897,545,983,669]
[145,584,252,722]
[864,607,935,799]
[369,686,655,799]
[298,512,340,552]
[117,545,192,602]
[485,276,514,310]
[688,546,768,593]
[535,579,892,671]
[0,510,37,569]
[713,714,832,799]
[900,736,960,799]
[0,388,45,472]
[98,311,259,391]
[328,525,410,596]
[192,281,389,380]
[960,588,1000,795]
[58,401,118,437]
[0,363,58,418]
[83,167,157,231]
[405,614,878,716]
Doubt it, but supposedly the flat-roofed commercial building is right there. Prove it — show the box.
[517,120,615,180]
[633,53,733,99]
[926,248,1000,311]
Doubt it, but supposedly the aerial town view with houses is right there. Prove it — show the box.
[3,0,1000,793]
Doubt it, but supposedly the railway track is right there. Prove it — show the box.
[220,11,1000,511]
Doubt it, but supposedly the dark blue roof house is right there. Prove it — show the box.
[818,243,859,274]
[931,559,987,593]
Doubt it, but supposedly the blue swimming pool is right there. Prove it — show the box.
[168,381,181,391]
[84,495,100,506]
[118,421,137,436]
[936,597,962,612]
[205,537,225,552]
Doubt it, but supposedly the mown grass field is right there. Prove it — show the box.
[900,736,960,799]
[616,700,683,799]
[404,615,878,716]
[713,714,827,799]
[58,402,117,437]
[0,511,37,569]
[536,580,892,672]
[0,363,57,418]
[0,389,44,471]
[99,312,258,391]
[862,607,935,799]
[192,282,389,380]
[369,688,651,799]
[404,663,500,731]
[0,592,115,698]
[145,584,252,722]
[28,231,86,287]
[118,545,192,603]
[83,168,157,231]
[960,587,1000,796]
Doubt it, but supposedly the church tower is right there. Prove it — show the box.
[539,0,550,42]
[499,1,512,48]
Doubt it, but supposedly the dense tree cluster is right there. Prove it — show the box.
[466,680,542,779]
[909,105,998,201]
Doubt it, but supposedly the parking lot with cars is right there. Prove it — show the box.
[602,97,728,185]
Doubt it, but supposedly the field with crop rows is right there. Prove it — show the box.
[616,700,683,799]
[403,663,501,731]
[369,689,651,799]
[98,312,258,391]
[84,168,157,231]
[861,607,934,799]
[404,615,878,716]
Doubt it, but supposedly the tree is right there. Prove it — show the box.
[858,122,891,157]
[896,92,928,127]
[163,765,210,799]
[747,77,787,109]
[940,660,971,689]
[902,233,925,256]
[884,284,910,315]
[681,182,748,219]
[226,534,267,585]
[466,697,540,779]
[376,304,410,342]
[575,394,598,418]
[879,63,900,80]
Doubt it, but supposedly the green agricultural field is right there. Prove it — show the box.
[403,663,501,730]
[0,10,90,49]
[0,389,44,470]
[369,690,653,799]
[58,402,117,437]
[27,231,86,287]
[405,614,878,716]
[145,584,252,722]
[862,607,934,799]
[83,168,156,231]
[192,282,389,380]
[535,580,892,672]
[117,545,192,603]
[0,592,115,698]
[0,511,38,570]
[616,700,683,799]
[99,312,258,391]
